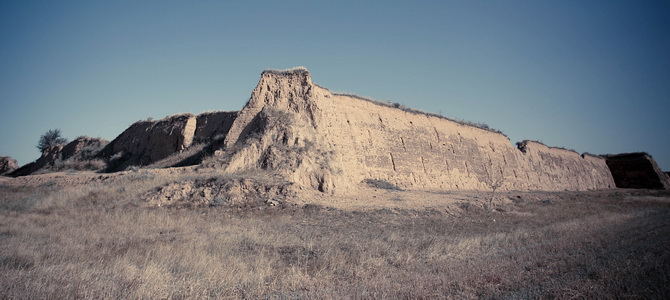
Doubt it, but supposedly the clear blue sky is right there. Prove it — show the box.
[1,0,669,170]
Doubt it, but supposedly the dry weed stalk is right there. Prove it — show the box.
[483,158,506,210]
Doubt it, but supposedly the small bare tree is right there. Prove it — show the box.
[483,159,506,210]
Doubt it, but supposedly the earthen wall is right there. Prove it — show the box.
[226,69,615,192]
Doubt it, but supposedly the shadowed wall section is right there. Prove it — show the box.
[102,111,238,171]
[194,111,239,144]
[604,153,670,190]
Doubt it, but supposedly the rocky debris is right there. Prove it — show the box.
[604,153,670,190]
[0,156,18,175]
[145,175,295,208]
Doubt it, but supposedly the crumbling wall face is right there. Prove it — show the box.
[309,93,503,190]
[582,154,617,189]
[223,69,615,193]
[312,91,614,191]
[224,69,318,149]
[514,142,615,191]
[605,154,670,190]
[222,107,340,194]
[105,114,197,167]
[193,111,238,143]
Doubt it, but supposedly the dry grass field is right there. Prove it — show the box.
[1,173,669,299]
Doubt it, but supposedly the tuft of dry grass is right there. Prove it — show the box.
[1,181,669,298]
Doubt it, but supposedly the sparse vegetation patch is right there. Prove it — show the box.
[1,183,669,299]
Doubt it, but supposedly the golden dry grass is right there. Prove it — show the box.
[1,176,669,299]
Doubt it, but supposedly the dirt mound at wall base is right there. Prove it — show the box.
[199,106,342,194]
[145,175,296,208]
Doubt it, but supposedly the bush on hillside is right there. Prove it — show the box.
[37,129,68,153]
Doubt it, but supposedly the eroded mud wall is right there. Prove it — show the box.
[225,69,615,192]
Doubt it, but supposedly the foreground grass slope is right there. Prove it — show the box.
[1,175,669,299]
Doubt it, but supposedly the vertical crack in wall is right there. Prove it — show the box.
[367,129,373,146]
[389,152,396,171]
[421,156,427,174]
[401,137,407,151]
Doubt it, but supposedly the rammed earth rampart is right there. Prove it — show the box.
[12,67,667,191]
[217,68,616,192]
